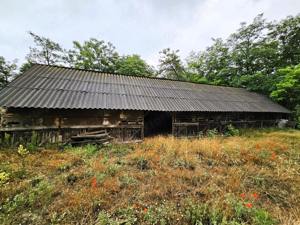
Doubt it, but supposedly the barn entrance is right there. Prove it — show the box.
[144,111,172,137]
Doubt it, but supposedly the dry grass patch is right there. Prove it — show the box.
[0,129,299,224]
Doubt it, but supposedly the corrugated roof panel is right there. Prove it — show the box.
[0,64,290,113]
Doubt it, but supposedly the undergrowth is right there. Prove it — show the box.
[0,129,299,224]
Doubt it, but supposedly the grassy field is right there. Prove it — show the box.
[0,129,299,225]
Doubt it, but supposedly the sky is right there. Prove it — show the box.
[0,0,299,67]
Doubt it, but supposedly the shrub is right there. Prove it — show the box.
[103,144,134,157]
[85,144,100,156]
[17,144,29,173]
[144,203,176,225]
[0,179,54,224]
[17,144,29,157]
[207,128,218,137]
[0,171,10,185]
[172,158,196,170]
[106,164,121,177]
[96,211,114,225]
[185,202,225,225]
[3,133,11,147]
[229,195,276,225]
[96,208,137,225]
[27,131,38,151]
[226,124,240,136]
[135,157,150,170]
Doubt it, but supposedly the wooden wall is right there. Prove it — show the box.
[172,111,288,137]
[0,108,144,145]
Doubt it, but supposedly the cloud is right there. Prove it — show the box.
[0,0,299,67]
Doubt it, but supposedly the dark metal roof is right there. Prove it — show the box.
[0,64,290,113]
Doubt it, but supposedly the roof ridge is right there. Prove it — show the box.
[32,63,247,90]
[5,84,262,104]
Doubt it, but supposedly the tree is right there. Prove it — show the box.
[19,62,33,74]
[270,14,300,66]
[68,38,119,73]
[26,31,65,65]
[158,48,185,80]
[0,56,17,88]
[271,64,300,127]
[187,38,231,85]
[116,54,155,77]
[271,64,300,110]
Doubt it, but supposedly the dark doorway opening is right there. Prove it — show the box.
[144,111,172,137]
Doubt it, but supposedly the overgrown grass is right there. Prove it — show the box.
[0,129,299,224]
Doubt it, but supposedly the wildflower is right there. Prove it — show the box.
[271,152,276,160]
[91,177,97,188]
[252,192,259,200]
[240,193,246,199]
[143,208,148,213]
[244,203,253,208]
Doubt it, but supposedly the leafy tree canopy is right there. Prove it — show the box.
[116,54,155,77]
[158,48,185,80]
[26,31,65,65]
[271,64,300,109]
[0,56,17,88]
[67,38,119,73]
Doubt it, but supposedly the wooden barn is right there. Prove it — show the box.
[0,64,290,144]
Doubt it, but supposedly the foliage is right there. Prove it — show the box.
[134,157,150,170]
[226,124,240,136]
[269,15,300,66]
[0,129,299,224]
[116,54,155,77]
[0,179,54,224]
[206,128,218,137]
[17,144,29,157]
[97,208,137,225]
[185,202,226,225]
[295,105,300,128]
[0,56,17,88]
[143,203,176,224]
[27,131,38,152]
[186,13,300,94]
[0,171,10,185]
[3,133,12,147]
[271,64,300,109]
[67,38,119,73]
[19,61,33,74]
[26,31,65,65]
[271,64,300,126]
[158,48,186,80]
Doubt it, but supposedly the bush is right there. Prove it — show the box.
[106,164,121,177]
[135,157,150,170]
[96,208,137,225]
[207,128,218,137]
[3,133,11,147]
[85,144,100,156]
[144,203,176,225]
[0,179,54,224]
[185,202,225,225]
[172,158,196,170]
[226,124,240,136]
[27,131,38,151]
[0,171,10,185]
[103,144,134,157]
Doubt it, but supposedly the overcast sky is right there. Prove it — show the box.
[0,0,299,67]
